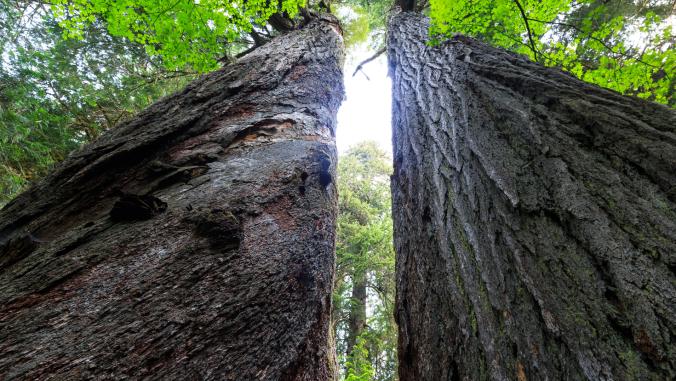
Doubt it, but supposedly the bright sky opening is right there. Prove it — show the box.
[336,47,392,155]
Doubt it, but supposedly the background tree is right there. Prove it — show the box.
[334,142,397,381]
[335,0,390,49]
[0,1,196,205]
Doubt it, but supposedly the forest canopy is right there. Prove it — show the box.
[429,0,674,105]
[38,0,674,106]
[50,0,308,71]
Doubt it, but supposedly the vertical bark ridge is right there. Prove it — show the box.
[389,12,675,381]
[0,17,344,380]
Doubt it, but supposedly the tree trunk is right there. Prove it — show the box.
[389,12,675,381]
[0,16,344,380]
[346,270,368,357]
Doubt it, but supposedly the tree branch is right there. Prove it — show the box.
[267,13,295,32]
[249,30,268,47]
[511,0,538,62]
[352,47,386,78]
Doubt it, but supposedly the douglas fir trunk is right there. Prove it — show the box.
[389,12,675,381]
[0,17,344,380]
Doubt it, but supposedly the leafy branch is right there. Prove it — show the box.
[526,16,668,77]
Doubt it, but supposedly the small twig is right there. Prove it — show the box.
[494,27,598,72]
[511,0,538,62]
[352,47,386,78]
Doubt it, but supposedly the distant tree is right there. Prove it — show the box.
[336,0,391,48]
[0,1,195,205]
[334,142,397,381]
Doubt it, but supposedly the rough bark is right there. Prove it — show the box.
[0,16,344,380]
[389,13,675,381]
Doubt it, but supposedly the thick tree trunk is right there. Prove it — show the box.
[389,13,675,381]
[0,16,344,380]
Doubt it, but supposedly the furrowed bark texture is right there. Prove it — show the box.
[389,13,675,381]
[0,17,344,380]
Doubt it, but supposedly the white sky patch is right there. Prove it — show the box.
[625,14,675,51]
[335,4,359,22]
[337,46,392,155]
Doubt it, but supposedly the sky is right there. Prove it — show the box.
[336,47,392,156]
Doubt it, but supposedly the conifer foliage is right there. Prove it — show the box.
[334,142,397,381]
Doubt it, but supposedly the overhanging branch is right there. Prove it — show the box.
[511,0,539,62]
[352,47,387,78]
